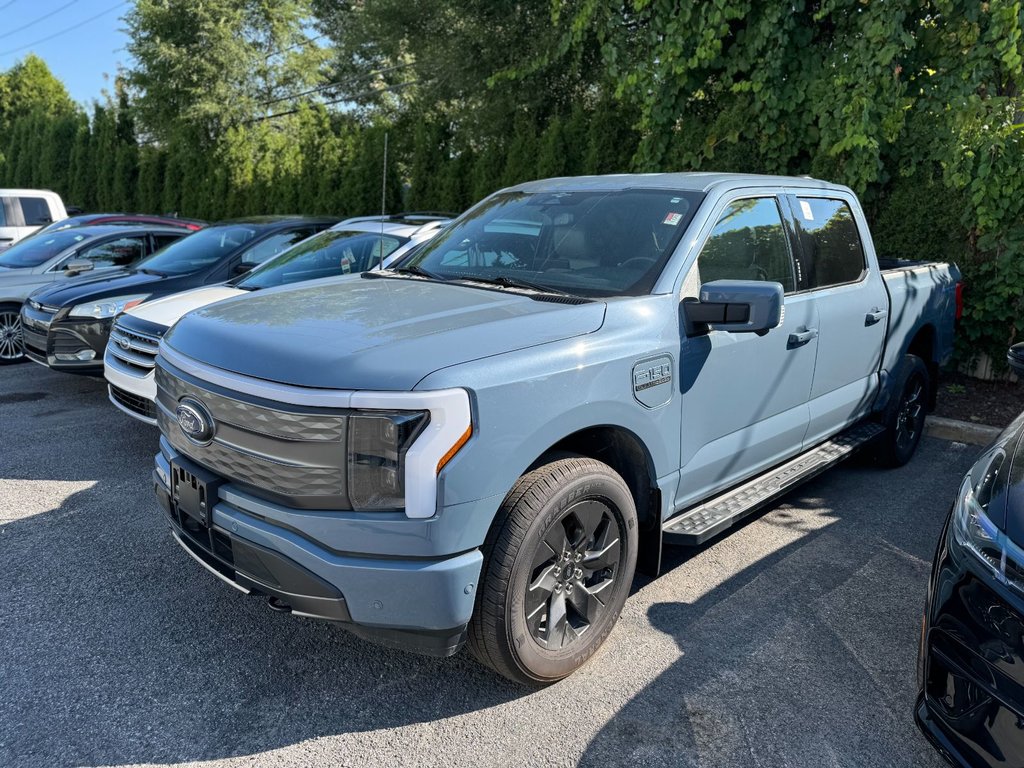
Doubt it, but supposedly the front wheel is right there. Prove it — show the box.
[875,354,930,467]
[0,304,25,365]
[469,456,638,685]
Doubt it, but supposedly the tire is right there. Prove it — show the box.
[0,303,26,365]
[875,354,930,467]
[468,455,638,685]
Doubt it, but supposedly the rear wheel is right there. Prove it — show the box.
[875,354,929,467]
[469,456,638,685]
[0,304,25,365]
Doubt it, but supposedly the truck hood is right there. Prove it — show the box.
[163,275,607,390]
[125,284,245,330]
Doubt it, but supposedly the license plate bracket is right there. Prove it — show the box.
[171,460,223,528]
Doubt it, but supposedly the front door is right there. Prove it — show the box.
[675,194,819,510]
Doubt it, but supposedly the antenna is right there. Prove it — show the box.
[378,131,388,271]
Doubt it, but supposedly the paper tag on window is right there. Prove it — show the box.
[663,212,683,226]
[799,200,814,221]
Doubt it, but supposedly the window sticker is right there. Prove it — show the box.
[670,197,682,203]
[663,212,683,226]
[799,200,814,221]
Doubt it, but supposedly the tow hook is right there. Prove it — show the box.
[266,596,292,613]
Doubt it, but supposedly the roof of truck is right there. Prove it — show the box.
[506,172,849,194]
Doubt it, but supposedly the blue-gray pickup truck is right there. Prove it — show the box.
[152,173,961,683]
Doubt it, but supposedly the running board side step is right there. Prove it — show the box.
[663,422,885,546]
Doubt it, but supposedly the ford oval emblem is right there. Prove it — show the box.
[117,336,131,351]
[175,398,215,444]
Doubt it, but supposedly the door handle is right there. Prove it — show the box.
[788,328,818,347]
[865,308,888,326]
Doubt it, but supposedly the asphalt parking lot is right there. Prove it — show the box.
[1,362,973,768]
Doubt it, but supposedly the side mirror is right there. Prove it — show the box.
[63,259,94,276]
[233,262,254,275]
[1008,343,1024,376]
[682,280,784,337]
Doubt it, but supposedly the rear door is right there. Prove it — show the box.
[784,193,888,446]
[675,192,819,509]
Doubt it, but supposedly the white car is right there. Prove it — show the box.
[104,215,450,424]
[0,189,68,251]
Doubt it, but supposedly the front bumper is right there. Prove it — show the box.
[21,302,109,374]
[105,349,157,424]
[154,442,483,657]
[917,519,1024,767]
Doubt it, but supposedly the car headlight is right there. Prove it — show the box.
[69,294,150,319]
[952,453,1024,593]
[348,411,429,511]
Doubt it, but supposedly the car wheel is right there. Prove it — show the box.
[469,455,638,685]
[876,354,930,467]
[0,304,26,365]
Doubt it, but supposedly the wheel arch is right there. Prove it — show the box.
[530,424,664,577]
[905,323,938,408]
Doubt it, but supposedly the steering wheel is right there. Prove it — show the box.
[619,256,658,271]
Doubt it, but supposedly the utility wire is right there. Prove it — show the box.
[249,80,418,123]
[264,32,327,60]
[257,63,412,107]
[0,1,125,57]
[0,0,79,41]
[0,1,19,12]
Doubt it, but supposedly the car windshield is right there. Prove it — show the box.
[0,230,91,268]
[396,188,704,297]
[132,225,258,275]
[237,229,408,290]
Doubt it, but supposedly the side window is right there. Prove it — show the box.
[78,237,147,269]
[152,234,183,253]
[240,228,314,266]
[19,197,52,226]
[0,198,8,226]
[695,197,795,293]
[794,198,866,289]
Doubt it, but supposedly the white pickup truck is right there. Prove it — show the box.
[0,189,68,251]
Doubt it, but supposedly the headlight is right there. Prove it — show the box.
[69,294,150,319]
[952,452,1024,593]
[348,411,429,512]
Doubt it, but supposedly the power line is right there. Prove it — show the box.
[249,80,419,123]
[264,32,327,60]
[0,1,19,12]
[0,0,79,41]
[257,63,412,107]
[0,2,126,57]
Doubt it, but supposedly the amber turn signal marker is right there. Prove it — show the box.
[437,424,472,473]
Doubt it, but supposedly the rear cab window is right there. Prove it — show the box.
[19,197,53,226]
[792,198,866,289]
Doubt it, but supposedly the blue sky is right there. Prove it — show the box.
[0,0,131,106]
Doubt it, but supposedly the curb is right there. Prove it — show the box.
[925,415,1002,446]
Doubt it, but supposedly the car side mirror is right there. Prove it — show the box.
[1008,343,1024,377]
[234,263,254,275]
[682,280,784,337]
[63,259,94,276]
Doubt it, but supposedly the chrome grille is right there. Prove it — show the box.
[107,322,160,375]
[155,363,351,508]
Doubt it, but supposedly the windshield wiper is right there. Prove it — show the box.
[454,275,574,296]
[390,264,447,281]
[138,268,167,276]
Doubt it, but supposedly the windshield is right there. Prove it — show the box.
[133,225,258,275]
[397,189,704,297]
[0,230,91,269]
[237,229,407,290]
